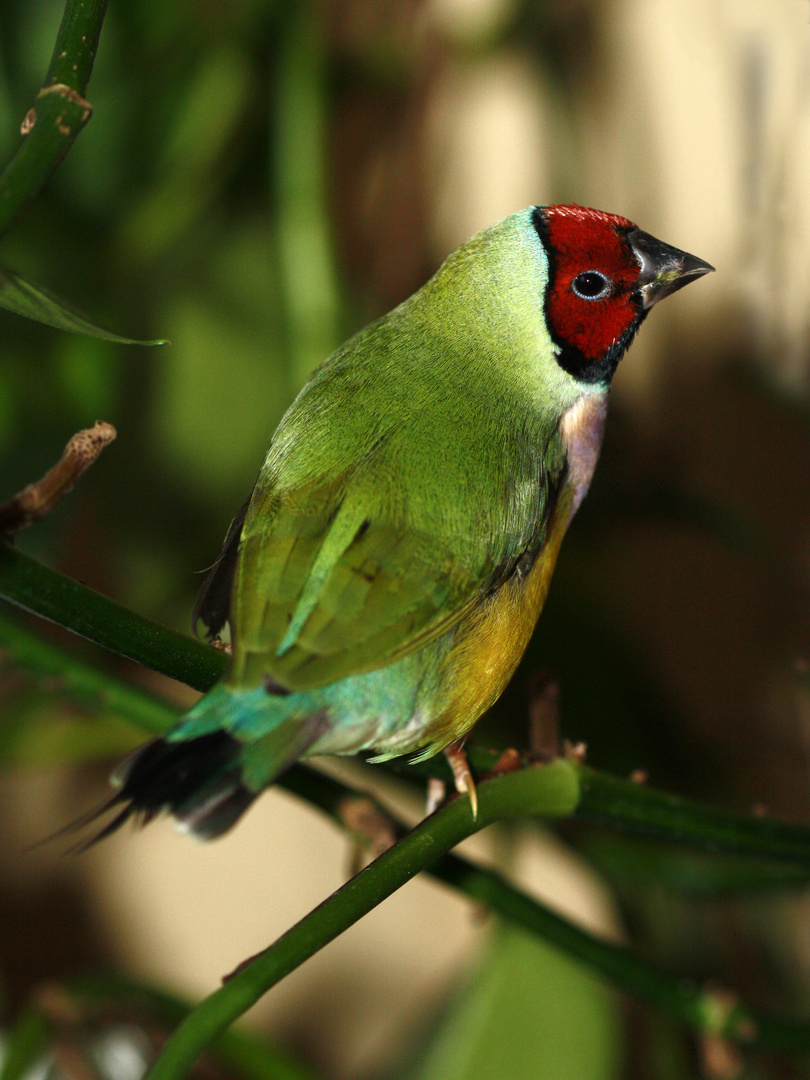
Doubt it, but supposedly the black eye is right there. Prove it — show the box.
[571,271,611,300]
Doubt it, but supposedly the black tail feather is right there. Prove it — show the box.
[59,732,257,848]
[33,790,132,854]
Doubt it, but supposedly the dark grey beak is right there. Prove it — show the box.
[627,228,715,310]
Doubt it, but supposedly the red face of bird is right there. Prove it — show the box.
[533,204,714,384]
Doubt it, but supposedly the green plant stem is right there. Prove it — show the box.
[274,0,340,392]
[276,779,810,1054]
[144,762,580,1080]
[404,752,810,870]
[145,770,810,1080]
[6,543,810,869]
[0,544,226,691]
[5,613,810,1060]
[67,977,319,1080]
[573,768,810,866]
[431,856,807,1052]
[0,0,108,238]
[0,609,177,735]
[45,0,108,90]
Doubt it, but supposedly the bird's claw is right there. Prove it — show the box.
[444,740,478,820]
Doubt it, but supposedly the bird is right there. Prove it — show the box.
[96,204,713,840]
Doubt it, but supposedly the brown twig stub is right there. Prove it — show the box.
[36,83,93,123]
[528,672,561,759]
[562,739,588,764]
[20,109,37,135]
[339,796,399,869]
[0,420,116,539]
[699,1033,744,1080]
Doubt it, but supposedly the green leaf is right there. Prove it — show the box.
[408,923,623,1080]
[0,264,167,344]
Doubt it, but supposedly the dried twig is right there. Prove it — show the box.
[0,421,116,539]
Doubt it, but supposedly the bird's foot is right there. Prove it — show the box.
[339,796,398,876]
[444,740,478,819]
[210,636,233,656]
[427,745,528,820]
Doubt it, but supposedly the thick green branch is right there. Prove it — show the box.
[145,767,810,1080]
[4,543,810,872]
[0,544,226,691]
[142,764,578,1080]
[0,977,318,1080]
[0,0,108,237]
[5,612,810,1063]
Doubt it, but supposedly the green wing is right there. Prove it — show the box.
[212,298,569,693]
[232,488,471,690]
[227,414,559,692]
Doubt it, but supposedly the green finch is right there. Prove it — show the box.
[98,204,712,838]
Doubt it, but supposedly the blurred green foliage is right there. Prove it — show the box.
[2,2,810,1080]
[411,924,623,1080]
[0,0,338,628]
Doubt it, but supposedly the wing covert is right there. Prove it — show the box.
[228,437,556,692]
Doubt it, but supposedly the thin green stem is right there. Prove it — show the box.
[0,544,226,692]
[145,762,580,1080]
[405,753,810,872]
[0,0,108,237]
[5,543,810,872]
[5,617,810,1060]
[145,773,810,1080]
[66,977,320,1080]
[44,0,108,91]
[574,768,810,867]
[430,858,807,1052]
[0,609,177,735]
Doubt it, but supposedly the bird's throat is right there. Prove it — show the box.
[558,392,608,521]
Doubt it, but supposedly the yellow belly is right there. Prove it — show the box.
[424,490,575,751]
